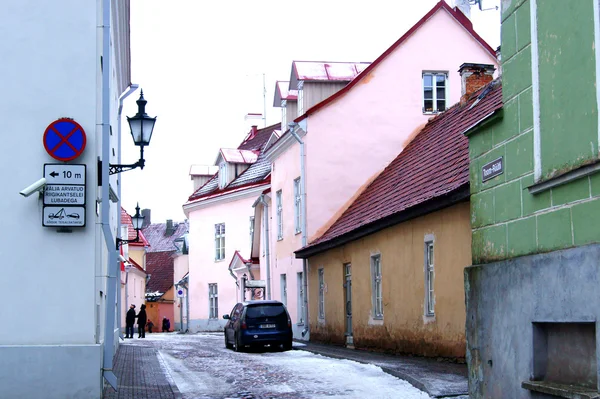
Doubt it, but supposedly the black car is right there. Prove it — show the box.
[223,300,293,352]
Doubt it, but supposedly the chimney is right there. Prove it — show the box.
[459,63,496,104]
[453,0,471,19]
[141,208,151,228]
[165,219,175,236]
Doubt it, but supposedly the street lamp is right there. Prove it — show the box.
[116,203,145,249]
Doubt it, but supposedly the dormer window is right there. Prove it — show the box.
[218,162,228,189]
[423,72,448,114]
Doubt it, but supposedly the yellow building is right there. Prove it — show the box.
[296,77,499,359]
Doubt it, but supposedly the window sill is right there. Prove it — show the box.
[295,231,302,236]
[214,259,225,263]
[528,161,600,195]
[277,238,283,242]
[522,380,600,399]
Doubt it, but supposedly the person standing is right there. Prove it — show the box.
[125,304,136,338]
[162,317,169,332]
[137,304,147,338]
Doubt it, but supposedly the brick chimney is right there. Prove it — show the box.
[459,63,496,104]
[141,208,151,228]
[165,219,175,236]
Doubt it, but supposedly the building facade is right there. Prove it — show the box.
[464,0,600,397]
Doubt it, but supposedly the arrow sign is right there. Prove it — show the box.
[49,171,59,178]
[43,164,86,185]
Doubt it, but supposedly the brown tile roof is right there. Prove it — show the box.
[142,221,188,253]
[145,251,175,299]
[188,123,280,202]
[121,207,149,247]
[296,80,502,258]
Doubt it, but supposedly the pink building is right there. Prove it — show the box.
[256,0,498,340]
[183,124,280,331]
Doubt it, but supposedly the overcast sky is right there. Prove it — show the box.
[120,0,501,224]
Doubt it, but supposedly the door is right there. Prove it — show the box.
[226,303,242,342]
[344,263,352,338]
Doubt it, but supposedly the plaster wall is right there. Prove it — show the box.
[187,192,261,331]
[465,244,600,398]
[120,268,146,328]
[307,202,471,358]
[305,8,498,242]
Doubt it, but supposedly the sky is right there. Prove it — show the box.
[120,0,501,224]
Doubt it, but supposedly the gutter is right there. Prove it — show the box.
[288,122,309,339]
[253,194,272,299]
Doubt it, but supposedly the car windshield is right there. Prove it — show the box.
[245,304,286,320]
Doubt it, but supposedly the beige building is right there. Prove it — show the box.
[296,68,499,359]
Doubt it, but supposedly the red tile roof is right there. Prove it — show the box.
[127,257,146,274]
[294,0,496,124]
[121,207,149,247]
[145,251,175,298]
[187,123,280,202]
[296,80,502,258]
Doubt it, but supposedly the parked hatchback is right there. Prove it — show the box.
[223,300,293,352]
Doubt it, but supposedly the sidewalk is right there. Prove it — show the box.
[102,343,181,399]
[293,341,468,399]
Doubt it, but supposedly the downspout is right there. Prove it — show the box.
[116,85,139,340]
[100,0,118,389]
[229,266,239,302]
[289,123,309,339]
[245,262,256,299]
[254,195,271,299]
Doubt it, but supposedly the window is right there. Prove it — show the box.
[276,190,283,240]
[281,100,287,130]
[423,72,447,113]
[209,283,218,318]
[219,162,228,188]
[318,268,325,319]
[425,241,435,316]
[297,272,305,324]
[297,81,304,115]
[249,216,255,245]
[281,274,287,306]
[215,223,225,261]
[294,177,302,234]
[371,255,383,319]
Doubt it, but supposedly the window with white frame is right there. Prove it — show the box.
[281,274,287,306]
[281,100,287,129]
[297,272,305,324]
[294,177,302,234]
[422,72,448,113]
[297,81,304,115]
[249,216,255,245]
[425,241,435,316]
[276,190,283,240]
[209,283,218,318]
[215,223,225,261]
[218,162,228,189]
[318,268,325,319]
[371,255,383,319]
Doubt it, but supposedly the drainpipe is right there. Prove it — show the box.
[254,195,271,299]
[288,122,309,339]
[99,0,118,390]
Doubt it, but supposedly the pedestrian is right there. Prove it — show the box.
[137,304,147,338]
[147,319,154,333]
[163,316,171,332]
[125,304,136,338]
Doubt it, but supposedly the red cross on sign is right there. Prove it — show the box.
[43,118,87,162]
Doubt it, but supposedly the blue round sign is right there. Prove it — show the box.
[43,118,87,162]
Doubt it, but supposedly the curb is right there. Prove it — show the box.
[156,349,183,399]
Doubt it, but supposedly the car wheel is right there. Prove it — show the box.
[224,331,233,349]
[234,332,243,352]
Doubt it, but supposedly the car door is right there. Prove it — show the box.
[227,304,242,342]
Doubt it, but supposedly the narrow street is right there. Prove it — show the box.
[126,333,431,399]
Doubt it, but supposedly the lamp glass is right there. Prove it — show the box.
[132,213,144,230]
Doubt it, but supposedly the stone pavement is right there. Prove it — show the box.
[103,343,181,399]
[294,341,469,399]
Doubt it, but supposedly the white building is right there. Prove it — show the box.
[0,1,137,397]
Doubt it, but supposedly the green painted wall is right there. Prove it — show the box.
[468,0,600,264]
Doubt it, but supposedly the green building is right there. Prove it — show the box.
[464,0,600,397]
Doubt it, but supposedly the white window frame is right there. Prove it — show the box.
[297,81,304,115]
[218,162,228,189]
[425,239,435,317]
[209,283,218,319]
[276,190,283,240]
[281,100,287,130]
[422,71,448,114]
[318,268,325,320]
[371,255,383,319]
[281,274,287,306]
[215,223,225,261]
[297,272,305,325]
[294,177,302,234]
[249,216,255,246]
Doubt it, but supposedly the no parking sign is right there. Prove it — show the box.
[43,118,87,161]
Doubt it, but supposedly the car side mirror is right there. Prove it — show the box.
[223,314,230,320]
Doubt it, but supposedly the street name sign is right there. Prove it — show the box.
[482,157,503,182]
[43,164,86,227]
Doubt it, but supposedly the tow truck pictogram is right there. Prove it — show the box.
[48,208,80,220]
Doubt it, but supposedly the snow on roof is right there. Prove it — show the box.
[190,164,218,176]
[292,61,370,84]
[273,81,298,107]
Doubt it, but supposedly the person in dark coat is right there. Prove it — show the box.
[137,304,147,338]
[162,317,170,332]
[125,304,136,338]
